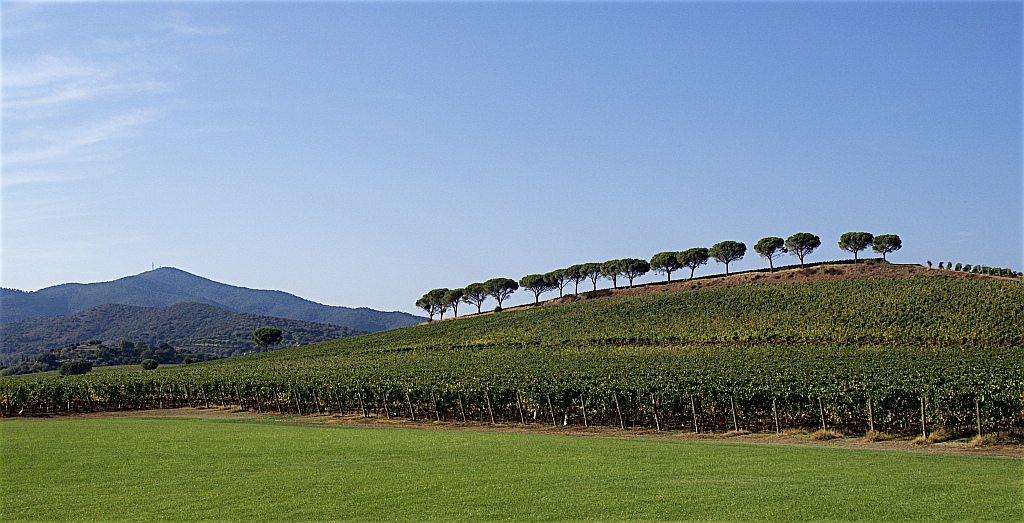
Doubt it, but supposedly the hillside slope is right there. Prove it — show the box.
[291,271,1024,355]
[5,270,1022,434]
[0,302,365,361]
[0,267,424,332]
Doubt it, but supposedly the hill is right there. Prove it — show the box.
[0,267,424,332]
[0,302,365,363]
[4,265,1023,436]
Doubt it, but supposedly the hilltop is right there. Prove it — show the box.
[0,302,365,363]
[0,267,425,332]
[290,264,1024,353]
[519,261,1019,310]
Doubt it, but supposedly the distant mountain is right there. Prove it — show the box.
[0,302,366,362]
[0,267,425,332]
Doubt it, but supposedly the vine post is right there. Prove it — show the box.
[975,398,982,437]
[730,394,739,432]
[920,397,927,438]
[650,393,660,431]
[690,394,698,433]
[614,394,625,430]
[867,398,874,433]
[772,398,780,435]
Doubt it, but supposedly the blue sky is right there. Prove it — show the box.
[2,2,1021,315]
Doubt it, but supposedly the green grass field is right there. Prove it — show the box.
[2,416,1020,522]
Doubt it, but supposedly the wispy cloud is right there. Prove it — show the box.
[2,55,169,118]
[160,9,231,36]
[3,109,159,170]
[1,7,230,190]
[2,55,97,88]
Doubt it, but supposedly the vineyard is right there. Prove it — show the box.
[3,274,1023,438]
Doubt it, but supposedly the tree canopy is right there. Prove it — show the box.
[709,241,746,275]
[650,251,683,282]
[753,237,785,273]
[872,234,902,262]
[443,288,465,318]
[582,263,603,292]
[484,278,519,310]
[544,269,570,298]
[415,288,448,321]
[785,233,821,268]
[600,259,623,288]
[59,361,92,375]
[520,274,555,304]
[619,258,650,286]
[565,264,590,294]
[680,247,710,279]
[462,283,489,314]
[839,232,874,263]
[251,327,283,352]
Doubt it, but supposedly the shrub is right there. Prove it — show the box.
[141,359,159,371]
[811,429,842,440]
[926,260,932,268]
[862,430,891,442]
[963,264,971,272]
[955,263,963,271]
[59,361,92,375]
[182,357,196,364]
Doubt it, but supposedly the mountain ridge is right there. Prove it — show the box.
[0,267,425,332]
[0,301,366,362]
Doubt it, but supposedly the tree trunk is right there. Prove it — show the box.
[431,391,441,421]
[406,390,416,420]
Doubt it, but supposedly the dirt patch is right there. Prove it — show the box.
[29,408,1019,458]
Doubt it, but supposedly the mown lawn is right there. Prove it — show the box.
[1,416,1020,522]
